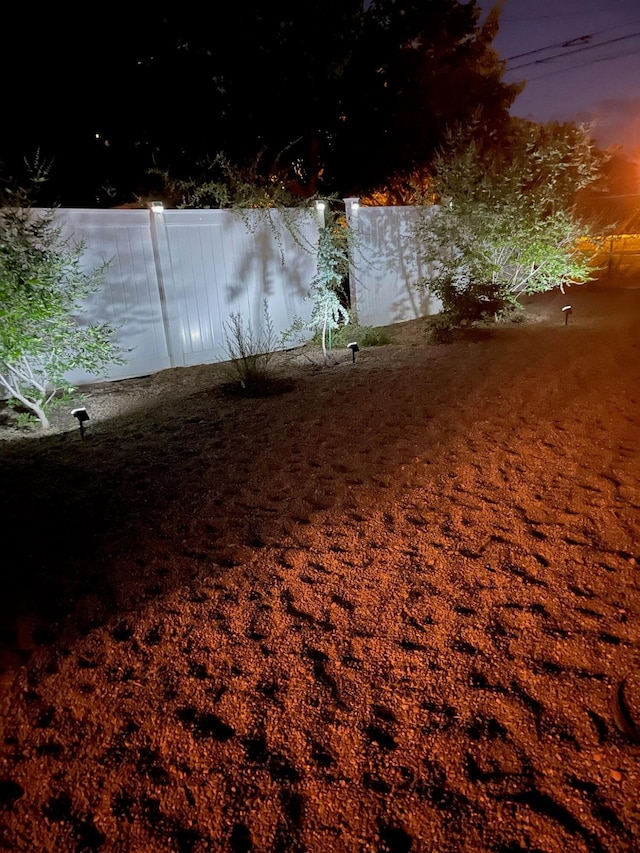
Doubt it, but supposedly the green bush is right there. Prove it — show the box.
[0,167,124,428]
[431,281,504,325]
[427,314,456,343]
[415,120,604,322]
[312,321,390,349]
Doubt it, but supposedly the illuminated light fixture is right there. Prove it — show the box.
[344,196,360,215]
[315,200,326,211]
[149,201,165,213]
[71,407,90,438]
[347,341,360,363]
[562,304,573,325]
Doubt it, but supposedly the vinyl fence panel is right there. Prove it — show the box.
[38,207,319,386]
[159,208,318,368]
[348,205,441,327]
[54,209,172,385]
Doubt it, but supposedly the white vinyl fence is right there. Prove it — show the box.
[347,201,442,327]
[57,206,321,385]
[41,202,440,386]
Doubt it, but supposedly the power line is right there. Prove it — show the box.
[505,19,640,61]
[508,31,640,72]
[507,33,595,62]
[501,9,640,26]
[516,44,640,82]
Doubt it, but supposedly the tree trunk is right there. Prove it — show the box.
[32,404,50,430]
[321,310,328,366]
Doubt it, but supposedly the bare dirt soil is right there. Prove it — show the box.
[0,285,639,852]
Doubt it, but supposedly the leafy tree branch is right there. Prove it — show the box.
[0,172,124,428]
[414,119,606,322]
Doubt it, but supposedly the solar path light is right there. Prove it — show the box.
[71,407,90,438]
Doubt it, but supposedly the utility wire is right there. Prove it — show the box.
[508,33,595,60]
[505,18,640,60]
[509,31,640,72]
[516,44,640,82]
[504,15,640,62]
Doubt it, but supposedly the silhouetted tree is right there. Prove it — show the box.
[333,1,522,193]
[2,1,521,205]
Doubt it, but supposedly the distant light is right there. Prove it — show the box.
[149,201,165,213]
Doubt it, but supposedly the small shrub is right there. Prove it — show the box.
[335,323,390,348]
[222,300,289,397]
[12,409,39,430]
[430,280,504,326]
[311,318,390,349]
[0,169,124,428]
[427,314,456,344]
[494,303,526,324]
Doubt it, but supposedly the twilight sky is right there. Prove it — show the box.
[482,0,640,152]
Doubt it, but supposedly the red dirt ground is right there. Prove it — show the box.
[0,284,639,852]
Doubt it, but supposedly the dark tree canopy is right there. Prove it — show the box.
[3,1,521,207]
[332,1,522,193]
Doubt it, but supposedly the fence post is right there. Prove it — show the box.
[314,199,327,229]
[148,203,185,368]
[344,197,360,318]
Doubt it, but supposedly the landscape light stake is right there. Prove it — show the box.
[562,305,572,326]
[71,407,90,438]
[347,342,360,363]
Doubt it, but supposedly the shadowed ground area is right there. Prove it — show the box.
[0,284,639,852]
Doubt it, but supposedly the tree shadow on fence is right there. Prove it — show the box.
[351,206,440,326]
[224,211,318,335]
